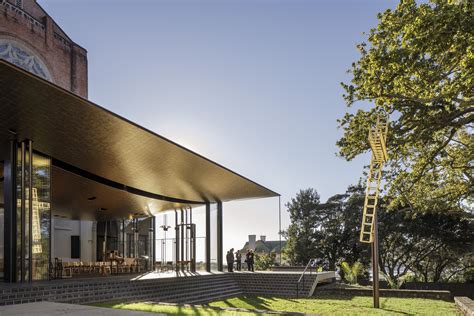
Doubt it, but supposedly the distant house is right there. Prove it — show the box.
[240,235,286,263]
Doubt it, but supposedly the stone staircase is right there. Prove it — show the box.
[233,273,317,298]
[0,274,241,306]
[0,272,324,306]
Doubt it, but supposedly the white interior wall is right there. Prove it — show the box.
[52,218,96,262]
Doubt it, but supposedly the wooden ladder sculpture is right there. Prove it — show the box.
[360,114,389,243]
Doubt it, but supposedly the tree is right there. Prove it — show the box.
[283,188,320,265]
[378,205,474,284]
[284,186,473,283]
[337,0,474,212]
[284,186,369,269]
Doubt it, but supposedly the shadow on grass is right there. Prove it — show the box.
[241,296,271,310]
[221,298,237,308]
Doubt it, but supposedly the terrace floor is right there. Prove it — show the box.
[0,270,306,289]
[0,301,164,315]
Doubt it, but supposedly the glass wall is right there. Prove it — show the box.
[15,149,51,281]
[0,162,4,280]
[154,208,207,271]
[31,153,51,280]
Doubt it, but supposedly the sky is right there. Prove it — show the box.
[40,0,399,255]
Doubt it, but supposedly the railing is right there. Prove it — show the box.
[296,258,317,298]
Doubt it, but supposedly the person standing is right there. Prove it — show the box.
[246,250,254,272]
[229,248,235,272]
[236,250,242,271]
[248,250,255,272]
[226,250,231,272]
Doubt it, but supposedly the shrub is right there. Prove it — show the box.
[341,261,364,284]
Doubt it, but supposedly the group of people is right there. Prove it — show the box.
[225,248,255,272]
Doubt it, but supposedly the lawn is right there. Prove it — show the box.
[209,293,458,315]
[96,293,458,315]
[94,302,272,315]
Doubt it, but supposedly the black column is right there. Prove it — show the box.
[28,140,33,282]
[152,216,156,266]
[174,210,179,273]
[180,208,184,272]
[4,140,17,282]
[205,203,211,272]
[20,141,25,282]
[217,201,223,272]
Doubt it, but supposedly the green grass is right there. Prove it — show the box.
[209,293,458,315]
[95,293,459,315]
[94,302,272,315]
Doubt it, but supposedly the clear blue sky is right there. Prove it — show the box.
[41,0,398,253]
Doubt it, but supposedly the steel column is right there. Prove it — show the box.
[279,195,282,265]
[180,208,184,271]
[217,201,223,272]
[174,210,179,273]
[20,141,25,282]
[152,216,156,266]
[28,140,33,282]
[205,203,211,272]
[4,140,18,282]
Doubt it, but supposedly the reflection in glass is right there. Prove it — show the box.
[0,162,4,279]
[16,150,51,281]
[31,153,51,280]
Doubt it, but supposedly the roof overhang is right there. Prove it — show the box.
[0,60,278,214]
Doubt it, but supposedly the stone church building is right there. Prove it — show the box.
[0,0,88,98]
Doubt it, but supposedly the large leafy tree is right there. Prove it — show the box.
[284,187,473,282]
[284,186,369,269]
[283,188,320,265]
[378,206,473,285]
[338,0,474,212]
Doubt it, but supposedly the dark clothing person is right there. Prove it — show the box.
[246,250,254,272]
[226,251,231,272]
[236,251,242,271]
[226,249,235,272]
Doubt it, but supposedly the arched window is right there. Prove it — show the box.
[0,39,52,81]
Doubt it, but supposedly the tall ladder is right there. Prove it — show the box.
[360,114,389,243]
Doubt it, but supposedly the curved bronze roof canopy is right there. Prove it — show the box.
[0,61,278,215]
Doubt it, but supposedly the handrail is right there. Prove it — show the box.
[296,258,317,298]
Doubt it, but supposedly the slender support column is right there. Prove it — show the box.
[372,213,380,308]
[279,195,282,265]
[121,220,125,256]
[174,210,179,273]
[185,208,188,262]
[180,208,184,271]
[4,140,18,282]
[205,203,211,272]
[152,216,156,266]
[28,140,33,282]
[20,141,26,282]
[217,201,223,272]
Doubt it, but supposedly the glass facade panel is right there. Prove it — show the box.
[31,153,51,280]
[0,162,4,279]
[15,149,51,281]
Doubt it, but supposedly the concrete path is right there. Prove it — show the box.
[0,302,164,316]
